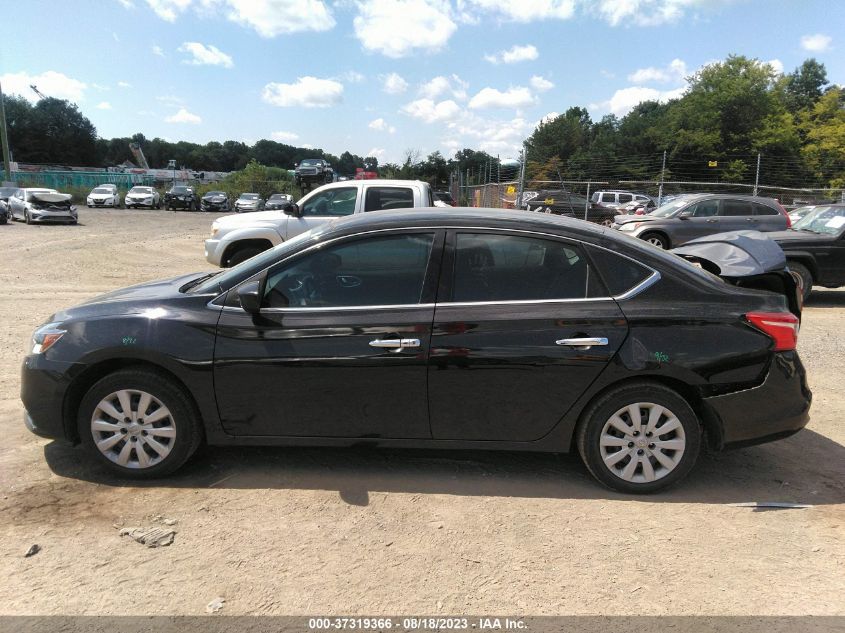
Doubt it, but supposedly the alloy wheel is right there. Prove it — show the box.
[90,389,176,469]
[599,402,686,483]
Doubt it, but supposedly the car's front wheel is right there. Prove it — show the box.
[576,382,701,493]
[641,232,669,249]
[78,369,202,478]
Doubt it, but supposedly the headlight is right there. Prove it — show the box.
[32,322,66,354]
[619,223,640,231]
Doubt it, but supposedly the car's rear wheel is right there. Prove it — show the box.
[78,369,202,478]
[641,232,668,249]
[576,382,701,493]
[788,261,813,302]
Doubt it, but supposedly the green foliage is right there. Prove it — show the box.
[7,97,98,165]
[209,159,296,201]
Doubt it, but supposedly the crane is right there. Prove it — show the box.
[30,85,47,99]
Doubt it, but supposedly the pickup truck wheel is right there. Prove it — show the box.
[227,246,265,267]
[788,261,814,302]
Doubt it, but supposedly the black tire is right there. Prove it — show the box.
[641,232,669,249]
[788,261,813,302]
[227,245,264,267]
[0,216,6,225]
[25,211,32,225]
[576,382,702,494]
[78,368,203,478]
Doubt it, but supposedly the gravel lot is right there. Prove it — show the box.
[1,208,843,616]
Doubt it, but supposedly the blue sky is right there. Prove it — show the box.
[3,0,842,165]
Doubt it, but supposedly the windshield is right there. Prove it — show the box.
[0,187,16,197]
[92,187,113,194]
[171,186,188,194]
[792,206,845,235]
[206,191,224,196]
[649,198,695,217]
[269,194,288,200]
[239,194,259,200]
[190,228,320,294]
[300,160,320,166]
[130,187,153,194]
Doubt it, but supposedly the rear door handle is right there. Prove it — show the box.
[556,337,609,348]
[369,338,421,349]
[706,218,718,223]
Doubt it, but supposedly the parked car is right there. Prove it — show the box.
[590,190,650,209]
[524,189,616,226]
[8,187,78,224]
[434,191,456,206]
[619,196,657,215]
[612,194,790,249]
[164,185,199,211]
[86,184,121,208]
[264,193,294,211]
[124,186,161,209]
[22,208,810,492]
[766,204,845,301]
[295,159,334,189]
[200,191,231,212]
[788,206,814,224]
[206,180,434,267]
[0,186,15,224]
[233,193,265,213]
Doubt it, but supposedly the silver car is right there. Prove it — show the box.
[233,193,265,213]
[612,194,790,249]
[8,187,78,224]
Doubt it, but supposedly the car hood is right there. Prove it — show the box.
[767,229,837,245]
[51,272,210,321]
[614,214,658,225]
[32,192,72,204]
[216,210,283,227]
[670,230,786,277]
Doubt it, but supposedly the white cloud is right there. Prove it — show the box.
[354,0,457,58]
[419,75,468,100]
[0,70,87,102]
[401,98,462,123]
[157,94,184,105]
[628,58,687,83]
[152,44,165,57]
[484,44,538,64]
[801,33,832,52]
[468,86,536,109]
[302,143,315,149]
[368,118,396,133]
[116,0,134,8]
[762,58,784,75]
[165,107,202,124]
[118,81,132,88]
[594,0,714,26]
[338,70,365,83]
[381,72,409,94]
[271,131,299,142]
[462,0,575,22]
[530,75,554,91]
[262,76,344,108]
[96,101,112,110]
[367,148,386,159]
[591,85,684,117]
[145,0,191,21]
[225,0,335,37]
[178,42,234,67]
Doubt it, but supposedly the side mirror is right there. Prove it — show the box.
[678,210,692,219]
[237,280,262,314]
[283,203,301,217]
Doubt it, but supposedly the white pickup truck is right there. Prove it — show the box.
[205,179,436,267]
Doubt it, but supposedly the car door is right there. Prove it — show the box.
[673,199,721,244]
[427,230,630,442]
[719,199,755,232]
[213,229,443,438]
[284,186,359,240]
[753,202,787,232]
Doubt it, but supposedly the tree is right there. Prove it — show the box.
[6,97,98,165]
[783,59,828,112]
[800,87,845,187]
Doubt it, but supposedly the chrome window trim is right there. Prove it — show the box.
[208,224,661,313]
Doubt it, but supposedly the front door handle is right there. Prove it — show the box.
[706,218,718,223]
[556,337,609,349]
[369,338,421,349]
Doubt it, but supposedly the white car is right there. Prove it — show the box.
[8,187,78,224]
[86,184,120,208]
[205,180,434,267]
[124,186,161,209]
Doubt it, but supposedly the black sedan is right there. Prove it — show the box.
[200,190,230,212]
[265,193,294,211]
[164,185,199,211]
[21,209,810,493]
[767,204,845,300]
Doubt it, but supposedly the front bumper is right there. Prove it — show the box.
[29,210,77,223]
[167,198,195,209]
[704,351,812,449]
[202,201,228,211]
[204,238,224,266]
[21,354,81,443]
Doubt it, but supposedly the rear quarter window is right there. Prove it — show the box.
[753,203,778,215]
[587,246,653,296]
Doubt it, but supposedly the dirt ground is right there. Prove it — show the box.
[1,208,843,616]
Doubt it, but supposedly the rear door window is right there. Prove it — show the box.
[364,187,414,212]
[618,193,633,203]
[451,233,601,302]
[721,200,753,216]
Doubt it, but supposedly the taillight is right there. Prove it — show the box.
[745,312,799,351]
[777,202,791,227]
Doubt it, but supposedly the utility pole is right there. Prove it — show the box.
[0,80,12,183]
[497,154,500,184]
[753,152,761,196]
[516,144,527,209]
[657,150,667,207]
[584,180,591,221]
